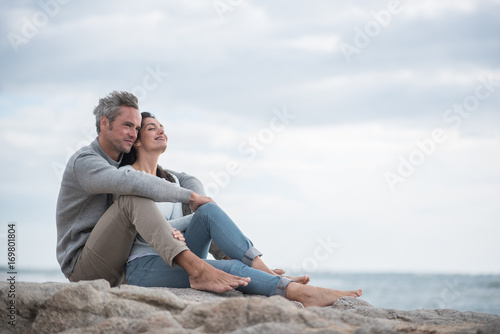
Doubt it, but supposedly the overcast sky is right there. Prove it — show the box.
[1,0,499,279]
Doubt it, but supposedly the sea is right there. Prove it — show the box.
[4,268,500,315]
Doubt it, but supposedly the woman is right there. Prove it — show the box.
[119,112,362,307]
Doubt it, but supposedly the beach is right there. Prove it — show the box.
[5,268,500,315]
[2,278,500,333]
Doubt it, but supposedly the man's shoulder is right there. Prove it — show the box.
[67,140,106,168]
[69,143,96,160]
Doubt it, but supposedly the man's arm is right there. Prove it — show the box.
[169,170,206,196]
[169,170,208,215]
[73,152,192,203]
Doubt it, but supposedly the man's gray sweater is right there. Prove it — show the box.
[56,139,200,277]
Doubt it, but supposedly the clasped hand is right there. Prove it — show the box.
[172,228,185,244]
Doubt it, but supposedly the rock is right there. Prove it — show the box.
[1,280,499,334]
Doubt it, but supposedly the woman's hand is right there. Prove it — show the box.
[172,228,185,244]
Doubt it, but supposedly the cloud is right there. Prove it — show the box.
[402,0,477,19]
[201,121,500,272]
[283,34,342,53]
[2,1,498,125]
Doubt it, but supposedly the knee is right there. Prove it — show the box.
[117,195,154,206]
[118,195,152,202]
[192,202,223,227]
[115,195,156,214]
[196,202,218,215]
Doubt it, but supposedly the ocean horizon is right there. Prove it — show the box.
[3,267,499,316]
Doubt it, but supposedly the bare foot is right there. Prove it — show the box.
[175,250,250,293]
[189,261,251,293]
[302,286,363,307]
[287,282,363,307]
[285,275,310,285]
[272,268,285,275]
[271,269,309,285]
[254,258,309,284]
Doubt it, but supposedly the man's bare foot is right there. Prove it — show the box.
[175,250,250,293]
[286,282,363,307]
[189,261,250,293]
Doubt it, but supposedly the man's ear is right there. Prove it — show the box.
[100,116,109,131]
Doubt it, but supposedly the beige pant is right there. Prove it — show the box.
[69,195,188,287]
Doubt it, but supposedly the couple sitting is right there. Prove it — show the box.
[56,91,362,307]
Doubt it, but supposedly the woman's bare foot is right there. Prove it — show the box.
[272,268,310,285]
[286,282,363,307]
[286,275,310,285]
[272,268,285,275]
[253,258,309,284]
[251,256,275,275]
[224,259,309,284]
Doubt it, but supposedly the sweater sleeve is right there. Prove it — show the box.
[169,170,206,196]
[73,151,192,203]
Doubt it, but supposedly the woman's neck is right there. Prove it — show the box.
[131,152,161,175]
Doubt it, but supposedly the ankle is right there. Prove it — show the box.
[174,250,204,277]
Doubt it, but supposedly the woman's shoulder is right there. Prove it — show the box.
[170,173,179,184]
[157,166,179,184]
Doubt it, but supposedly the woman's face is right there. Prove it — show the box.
[135,117,168,154]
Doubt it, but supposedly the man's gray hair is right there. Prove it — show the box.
[93,91,139,133]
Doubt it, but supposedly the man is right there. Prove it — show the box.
[56,91,249,291]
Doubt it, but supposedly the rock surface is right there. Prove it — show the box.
[1,279,499,333]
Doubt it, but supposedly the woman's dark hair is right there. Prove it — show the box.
[120,112,175,183]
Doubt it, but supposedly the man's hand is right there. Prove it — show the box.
[189,192,214,212]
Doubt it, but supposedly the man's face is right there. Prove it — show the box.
[102,106,142,156]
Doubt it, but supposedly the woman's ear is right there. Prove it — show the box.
[133,139,141,148]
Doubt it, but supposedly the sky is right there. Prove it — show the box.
[0,0,499,280]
